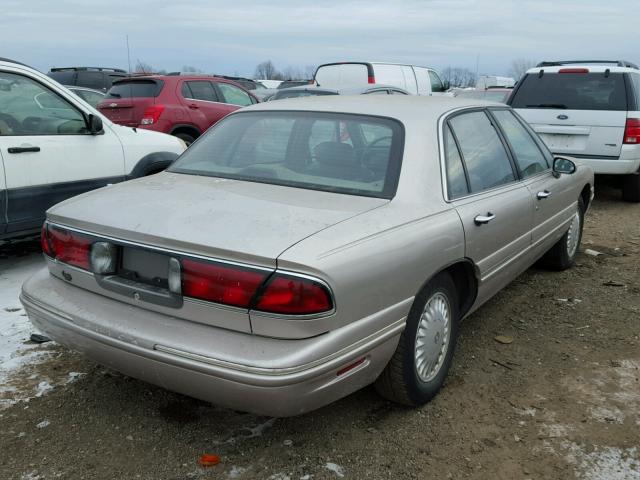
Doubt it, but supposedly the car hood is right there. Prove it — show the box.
[47,172,387,267]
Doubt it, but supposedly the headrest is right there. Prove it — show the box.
[314,141,357,167]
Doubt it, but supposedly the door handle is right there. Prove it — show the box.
[188,104,199,109]
[8,146,40,154]
[474,212,496,225]
[537,190,552,199]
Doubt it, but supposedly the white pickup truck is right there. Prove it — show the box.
[0,58,186,239]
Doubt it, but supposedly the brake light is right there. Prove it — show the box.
[368,75,375,84]
[181,258,268,308]
[255,274,332,315]
[40,223,53,257]
[140,104,165,125]
[558,68,589,73]
[45,225,92,270]
[624,118,640,144]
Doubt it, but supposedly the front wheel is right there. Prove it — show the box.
[375,273,459,406]
[541,197,585,270]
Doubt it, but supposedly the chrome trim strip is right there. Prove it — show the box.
[154,317,406,376]
[45,222,337,319]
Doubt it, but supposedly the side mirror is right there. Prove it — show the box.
[87,114,103,135]
[553,157,576,175]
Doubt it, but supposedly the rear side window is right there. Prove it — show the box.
[183,81,218,102]
[76,71,105,90]
[107,80,163,98]
[47,71,76,85]
[443,125,469,199]
[510,72,628,111]
[492,110,549,178]
[448,111,515,193]
[631,74,640,110]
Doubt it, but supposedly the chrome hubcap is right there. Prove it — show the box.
[566,210,581,257]
[414,292,451,383]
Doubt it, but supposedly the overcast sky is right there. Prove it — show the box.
[1,0,636,78]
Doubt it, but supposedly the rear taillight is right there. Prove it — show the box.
[624,118,640,144]
[40,223,53,257]
[255,274,333,315]
[558,68,589,73]
[45,225,92,270]
[367,75,375,84]
[181,258,268,308]
[140,104,165,125]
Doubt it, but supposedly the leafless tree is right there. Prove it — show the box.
[254,60,280,80]
[282,66,304,80]
[441,67,477,88]
[304,65,317,79]
[134,60,155,74]
[509,58,536,80]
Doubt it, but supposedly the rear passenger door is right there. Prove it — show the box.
[181,80,230,132]
[444,109,533,300]
[490,108,577,248]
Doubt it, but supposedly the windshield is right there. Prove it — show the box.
[106,80,163,98]
[169,111,404,199]
[510,72,627,111]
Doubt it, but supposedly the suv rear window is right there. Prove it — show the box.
[169,111,404,199]
[107,80,163,98]
[510,72,628,111]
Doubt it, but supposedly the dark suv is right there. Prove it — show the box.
[98,74,259,144]
[47,67,128,92]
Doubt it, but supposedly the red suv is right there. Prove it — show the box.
[97,74,259,144]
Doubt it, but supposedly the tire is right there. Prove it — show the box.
[541,197,585,270]
[174,132,196,146]
[622,172,640,203]
[375,273,460,406]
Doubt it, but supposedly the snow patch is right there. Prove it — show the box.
[36,419,50,428]
[563,443,640,480]
[325,463,345,478]
[228,466,249,478]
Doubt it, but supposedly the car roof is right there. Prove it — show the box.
[240,95,504,122]
[317,61,435,70]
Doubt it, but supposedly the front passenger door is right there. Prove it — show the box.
[445,110,533,304]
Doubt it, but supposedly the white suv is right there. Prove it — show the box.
[0,58,186,239]
[508,60,640,202]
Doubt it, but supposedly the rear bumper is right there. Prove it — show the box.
[21,269,404,417]
[567,157,640,175]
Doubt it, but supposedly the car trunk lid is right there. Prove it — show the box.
[510,71,628,157]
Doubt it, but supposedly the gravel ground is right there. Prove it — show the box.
[0,179,638,480]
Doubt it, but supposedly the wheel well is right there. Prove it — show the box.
[170,125,200,139]
[580,183,592,210]
[440,261,478,318]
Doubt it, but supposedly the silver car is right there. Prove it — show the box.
[21,96,594,417]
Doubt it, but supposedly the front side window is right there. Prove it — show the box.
[448,111,515,193]
[0,71,86,136]
[169,111,404,198]
[429,71,444,92]
[492,109,549,178]
[217,83,252,106]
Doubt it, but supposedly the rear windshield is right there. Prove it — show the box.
[314,64,369,88]
[510,72,627,111]
[106,79,163,98]
[169,111,404,199]
[273,90,336,100]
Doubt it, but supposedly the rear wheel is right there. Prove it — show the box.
[541,197,585,270]
[375,273,459,406]
[622,172,640,202]
[174,132,196,146]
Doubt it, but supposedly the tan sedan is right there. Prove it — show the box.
[22,96,593,416]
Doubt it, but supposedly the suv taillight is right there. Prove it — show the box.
[140,105,165,125]
[42,224,92,270]
[624,118,640,144]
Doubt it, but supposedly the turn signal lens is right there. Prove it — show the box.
[47,226,92,270]
[255,274,333,315]
[181,258,268,308]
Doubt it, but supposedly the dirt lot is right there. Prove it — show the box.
[0,180,638,480]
